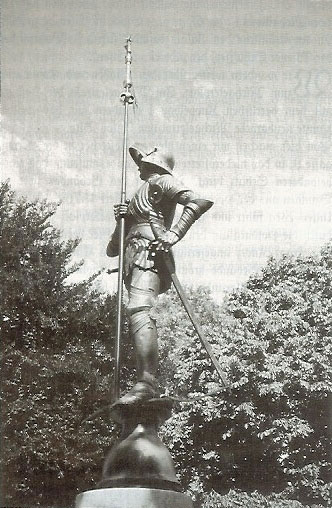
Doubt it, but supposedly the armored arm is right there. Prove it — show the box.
[106,201,130,257]
[170,191,213,241]
[106,222,120,257]
[148,178,213,251]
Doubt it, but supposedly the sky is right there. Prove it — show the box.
[2,0,332,302]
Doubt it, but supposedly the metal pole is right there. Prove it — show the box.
[113,37,135,402]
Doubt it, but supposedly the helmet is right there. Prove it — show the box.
[141,147,175,175]
[128,143,153,166]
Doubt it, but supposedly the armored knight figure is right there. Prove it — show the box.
[107,144,213,405]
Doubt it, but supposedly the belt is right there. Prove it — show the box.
[126,223,156,242]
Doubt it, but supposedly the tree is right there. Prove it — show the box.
[156,246,332,506]
[2,181,331,507]
[0,181,132,507]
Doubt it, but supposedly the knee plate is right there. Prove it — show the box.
[127,285,157,334]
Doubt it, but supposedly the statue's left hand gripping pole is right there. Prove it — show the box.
[113,37,135,402]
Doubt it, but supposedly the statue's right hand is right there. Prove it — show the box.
[113,201,129,221]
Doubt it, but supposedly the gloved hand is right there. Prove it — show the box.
[149,230,179,252]
[113,200,130,221]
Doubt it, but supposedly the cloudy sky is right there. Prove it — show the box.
[2,0,331,302]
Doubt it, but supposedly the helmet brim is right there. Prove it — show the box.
[141,160,173,175]
[129,144,149,166]
[141,151,174,175]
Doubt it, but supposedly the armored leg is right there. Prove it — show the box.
[117,268,161,404]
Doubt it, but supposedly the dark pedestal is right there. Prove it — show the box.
[76,398,194,507]
[99,397,181,491]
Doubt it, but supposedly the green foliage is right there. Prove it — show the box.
[0,181,132,507]
[202,489,325,508]
[157,248,332,506]
[2,181,331,507]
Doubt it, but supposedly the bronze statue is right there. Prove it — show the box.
[77,40,225,506]
[107,144,213,406]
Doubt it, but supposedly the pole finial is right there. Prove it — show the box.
[120,37,135,104]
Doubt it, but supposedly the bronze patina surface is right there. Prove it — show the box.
[107,145,213,407]
[99,398,180,491]
[103,144,213,491]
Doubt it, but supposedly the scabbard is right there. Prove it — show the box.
[162,252,229,389]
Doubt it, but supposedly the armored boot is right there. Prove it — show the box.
[114,373,159,406]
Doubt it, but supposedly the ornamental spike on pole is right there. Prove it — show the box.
[113,37,135,402]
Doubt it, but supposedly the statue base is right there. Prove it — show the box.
[76,398,193,507]
[75,487,193,508]
[99,397,181,492]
